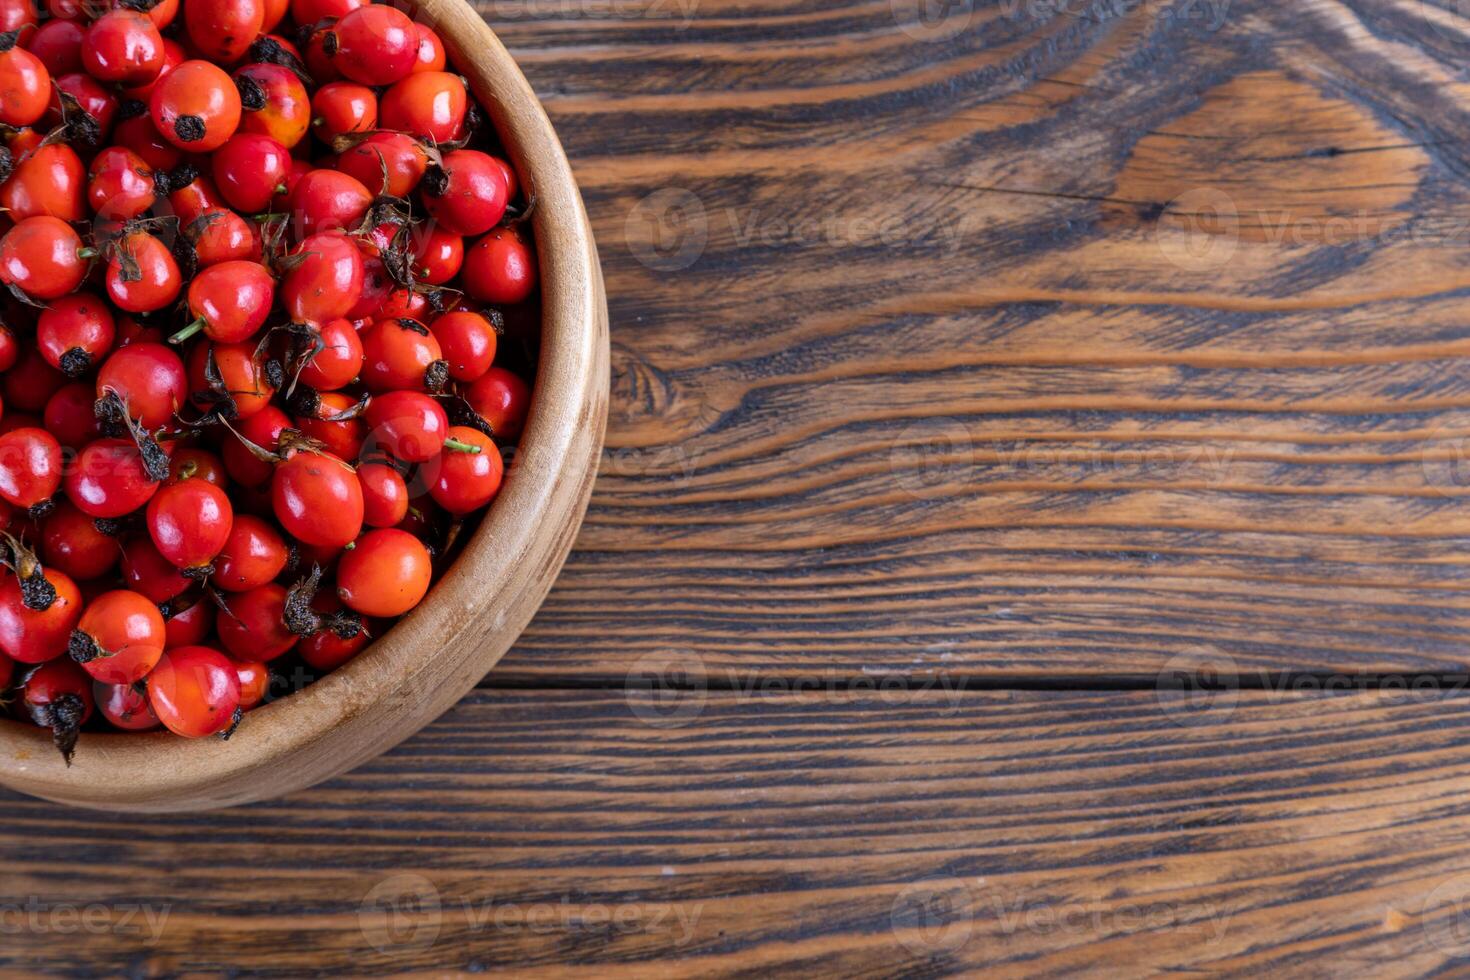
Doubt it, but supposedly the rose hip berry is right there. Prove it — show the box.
[0,0,535,754]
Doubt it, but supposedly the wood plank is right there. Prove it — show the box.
[475,0,1470,679]
[10,687,1470,975]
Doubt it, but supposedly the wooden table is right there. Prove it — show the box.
[12,0,1470,973]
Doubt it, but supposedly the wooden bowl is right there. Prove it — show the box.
[0,0,609,812]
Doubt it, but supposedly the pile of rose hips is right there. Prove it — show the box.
[0,0,538,761]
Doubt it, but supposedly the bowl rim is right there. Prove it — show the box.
[0,0,609,811]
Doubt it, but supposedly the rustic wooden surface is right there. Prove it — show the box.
[10,0,1470,973]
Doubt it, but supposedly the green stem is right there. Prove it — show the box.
[75,247,98,259]
[169,318,205,344]
[443,437,482,455]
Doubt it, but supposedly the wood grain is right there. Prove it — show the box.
[483,0,1470,681]
[8,687,1470,975]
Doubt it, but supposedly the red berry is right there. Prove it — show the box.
[105,230,182,313]
[271,446,363,548]
[183,0,263,65]
[336,528,431,617]
[360,317,442,393]
[358,461,408,527]
[234,60,309,148]
[429,311,497,382]
[465,366,530,442]
[216,582,296,660]
[177,260,275,343]
[80,10,164,86]
[86,145,157,220]
[0,215,88,301]
[41,499,118,581]
[297,317,364,391]
[211,512,286,592]
[148,645,241,737]
[95,341,187,429]
[96,680,160,731]
[464,227,537,304]
[0,562,81,664]
[327,5,416,85]
[37,291,115,377]
[422,150,508,237]
[281,231,364,323]
[0,34,48,126]
[423,426,502,515]
[363,389,448,463]
[21,658,93,761]
[119,533,189,602]
[0,426,61,510]
[287,168,371,238]
[71,589,166,685]
[149,59,242,152]
[309,80,376,141]
[211,132,290,213]
[65,438,162,518]
[379,70,464,143]
[145,477,234,572]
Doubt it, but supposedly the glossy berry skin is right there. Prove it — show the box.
[86,145,156,220]
[211,133,289,213]
[0,216,88,300]
[96,341,187,429]
[23,18,81,76]
[41,500,119,581]
[294,391,364,460]
[105,231,182,313]
[287,169,371,239]
[187,340,275,421]
[412,225,463,285]
[291,0,359,24]
[328,5,417,84]
[282,232,364,323]
[298,592,370,671]
[298,318,364,391]
[223,404,288,488]
[412,23,445,72]
[272,448,363,548]
[234,61,309,148]
[0,426,61,509]
[182,260,274,343]
[183,0,263,65]
[336,528,431,617]
[146,477,233,571]
[360,318,442,393]
[216,583,296,661]
[119,33,182,100]
[37,292,115,376]
[72,589,165,684]
[0,37,48,126]
[363,390,448,463]
[51,71,119,137]
[464,228,537,304]
[147,646,241,738]
[150,60,242,152]
[429,311,497,381]
[120,534,190,602]
[80,10,164,86]
[0,142,85,221]
[423,426,503,515]
[335,132,427,198]
[309,81,375,141]
[423,151,508,237]
[358,462,408,527]
[0,565,81,664]
[43,382,101,451]
[233,656,269,708]
[163,592,214,648]
[465,366,530,442]
[170,448,228,488]
[188,208,258,267]
[22,659,94,744]
[65,438,162,519]
[96,681,160,731]
[211,512,286,592]
[168,172,226,223]
[379,71,465,143]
